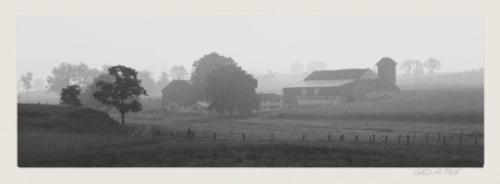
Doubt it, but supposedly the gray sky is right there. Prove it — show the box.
[17,15,484,81]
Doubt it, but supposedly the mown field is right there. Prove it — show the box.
[18,86,484,167]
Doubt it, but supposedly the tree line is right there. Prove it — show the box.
[400,58,442,76]
[24,52,260,124]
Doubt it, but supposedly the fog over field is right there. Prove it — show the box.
[17,15,483,86]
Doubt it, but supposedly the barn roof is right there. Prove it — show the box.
[285,79,356,88]
[304,69,371,81]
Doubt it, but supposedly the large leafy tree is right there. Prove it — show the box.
[47,63,100,93]
[206,64,259,116]
[400,60,424,76]
[170,65,188,80]
[93,65,147,125]
[424,58,442,74]
[33,78,45,91]
[20,72,33,92]
[191,52,236,100]
[400,60,415,76]
[60,85,82,106]
[137,70,157,96]
[80,73,116,112]
[412,60,424,76]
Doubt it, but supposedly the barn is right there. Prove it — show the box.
[258,93,282,112]
[283,57,400,106]
[161,80,208,114]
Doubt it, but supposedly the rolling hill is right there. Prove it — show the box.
[18,104,126,134]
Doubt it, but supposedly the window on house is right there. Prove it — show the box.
[301,88,307,96]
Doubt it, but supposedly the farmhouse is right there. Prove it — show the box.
[258,93,282,112]
[161,80,208,114]
[283,57,400,106]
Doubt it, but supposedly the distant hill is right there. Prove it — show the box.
[18,104,126,134]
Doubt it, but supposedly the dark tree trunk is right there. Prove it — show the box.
[121,112,125,125]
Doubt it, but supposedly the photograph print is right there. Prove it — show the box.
[17,15,484,167]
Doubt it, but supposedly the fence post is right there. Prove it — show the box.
[213,132,217,141]
[398,134,401,144]
[328,134,332,142]
[426,133,429,145]
[406,135,410,145]
[170,131,174,139]
[372,135,376,144]
[340,135,344,142]
[355,135,358,143]
[242,133,246,141]
[443,135,447,145]
[384,135,388,144]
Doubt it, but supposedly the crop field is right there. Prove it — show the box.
[18,87,484,167]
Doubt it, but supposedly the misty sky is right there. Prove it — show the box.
[17,15,484,81]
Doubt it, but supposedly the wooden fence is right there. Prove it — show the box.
[148,128,483,146]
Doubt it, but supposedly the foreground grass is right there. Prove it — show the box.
[18,103,484,167]
[19,132,483,167]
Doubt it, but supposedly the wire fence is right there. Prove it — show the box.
[143,128,483,146]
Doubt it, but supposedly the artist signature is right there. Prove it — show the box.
[414,168,461,175]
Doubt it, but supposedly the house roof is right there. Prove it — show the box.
[285,79,356,88]
[304,69,371,81]
[376,57,397,66]
[162,80,196,106]
[258,93,281,100]
[162,80,191,92]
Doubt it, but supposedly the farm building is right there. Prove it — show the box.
[161,80,208,114]
[258,93,282,112]
[283,57,400,106]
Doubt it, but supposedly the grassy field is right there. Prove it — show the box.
[274,87,483,123]
[19,137,483,167]
[18,87,484,167]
